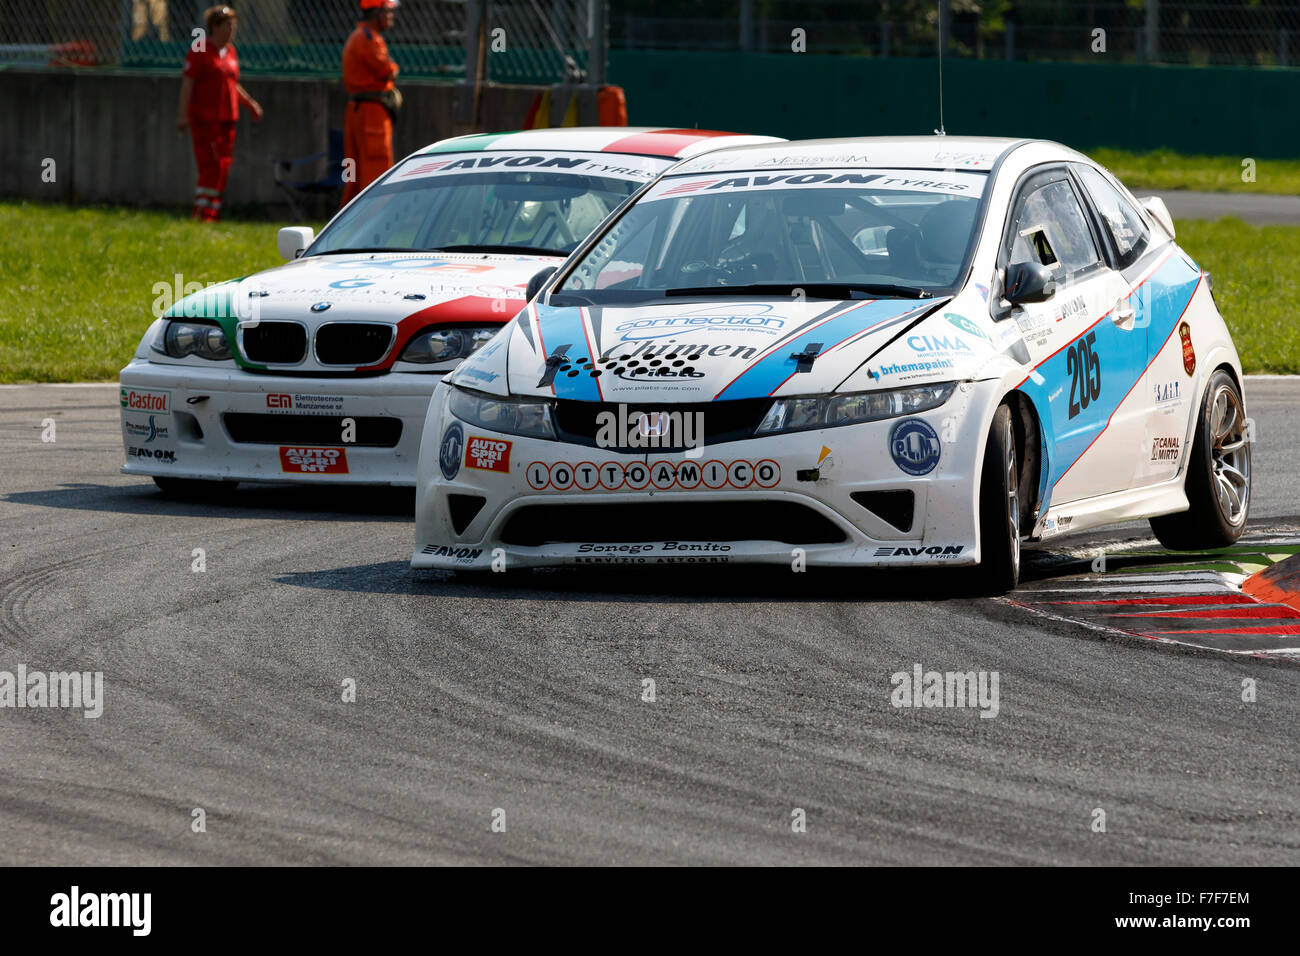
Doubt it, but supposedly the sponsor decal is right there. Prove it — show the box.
[266,394,346,414]
[1153,381,1182,404]
[601,338,760,362]
[975,283,990,302]
[123,415,168,443]
[573,542,733,565]
[1178,320,1196,376]
[459,367,500,383]
[1053,294,1087,325]
[944,313,989,342]
[890,418,941,476]
[419,544,483,565]
[526,458,780,492]
[613,304,786,341]
[279,446,349,474]
[878,358,955,377]
[127,446,175,463]
[577,542,732,553]
[120,387,170,415]
[873,545,965,558]
[907,334,971,354]
[440,423,464,481]
[396,152,664,182]
[1151,436,1181,461]
[466,435,511,472]
[644,169,984,202]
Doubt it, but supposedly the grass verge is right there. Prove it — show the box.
[0,200,1296,380]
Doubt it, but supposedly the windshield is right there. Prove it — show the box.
[310,151,671,257]
[553,167,988,303]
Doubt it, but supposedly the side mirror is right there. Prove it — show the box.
[277,226,314,261]
[526,266,558,302]
[1139,195,1176,239]
[1004,261,1056,306]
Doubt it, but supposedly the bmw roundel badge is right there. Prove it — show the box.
[440,422,464,481]
[889,418,941,476]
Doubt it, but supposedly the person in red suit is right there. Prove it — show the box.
[177,5,263,222]
[341,0,401,208]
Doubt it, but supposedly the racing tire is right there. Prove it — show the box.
[1149,369,1250,550]
[152,476,239,498]
[973,404,1020,594]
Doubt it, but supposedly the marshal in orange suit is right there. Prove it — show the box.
[341,0,401,207]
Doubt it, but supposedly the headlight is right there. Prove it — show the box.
[756,382,956,435]
[400,326,497,364]
[448,386,554,439]
[160,320,231,360]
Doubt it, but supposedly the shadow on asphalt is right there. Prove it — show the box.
[276,560,1009,604]
[3,482,416,521]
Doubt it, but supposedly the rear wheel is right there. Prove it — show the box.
[1150,369,1250,550]
[973,404,1020,594]
[152,476,239,498]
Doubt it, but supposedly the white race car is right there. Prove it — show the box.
[412,136,1250,591]
[119,127,778,492]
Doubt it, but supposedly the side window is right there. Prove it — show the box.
[1006,177,1102,280]
[1075,164,1151,269]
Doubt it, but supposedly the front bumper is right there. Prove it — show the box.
[118,359,441,485]
[412,380,1001,570]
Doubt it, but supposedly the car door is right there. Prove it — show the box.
[1071,163,1183,489]
[994,167,1137,503]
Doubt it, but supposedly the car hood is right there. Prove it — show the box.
[466,296,960,402]
[166,251,559,372]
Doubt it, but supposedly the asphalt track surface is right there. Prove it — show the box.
[1139,190,1300,225]
[1,380,1298,865]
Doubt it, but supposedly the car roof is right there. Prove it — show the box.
[417,127,784,160]
[668,135,1081,174]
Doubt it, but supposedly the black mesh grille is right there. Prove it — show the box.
[223,414,402,447]
[242,322,307,364]
[552,399,771,451]
[500,501,846,547]
[315,324,394,365]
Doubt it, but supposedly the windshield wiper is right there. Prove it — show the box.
[433,244,569,257]
[664,282,933,300]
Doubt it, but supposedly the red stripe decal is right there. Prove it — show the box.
[601,129,737,157]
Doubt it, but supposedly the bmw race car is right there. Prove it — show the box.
[119,127,779,492]
[412,136,1251,591]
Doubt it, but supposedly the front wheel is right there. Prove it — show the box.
[972,404,1020,594]
[1150,369,1250,550]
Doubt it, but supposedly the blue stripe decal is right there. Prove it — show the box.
[536,304,603,401]
[1020,253,1202,506]
[714,298,930,401]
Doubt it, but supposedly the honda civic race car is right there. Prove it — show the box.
[412,136,1251,591]
[119,127,779,492]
